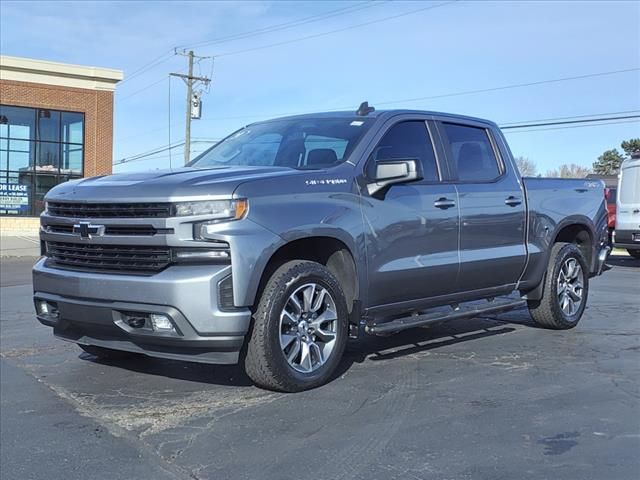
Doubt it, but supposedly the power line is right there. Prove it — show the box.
[503,118,639,134]
[214,1,458,58]
[499,109,640,126]
[118,108,640,144]
[190,67,640,123]
[115,114,638,166]
[117,68,191,104]
[121,148,211,165]
[117,2,389,89]
[116,141,182,164]
[115,139,220,165]
[116,1,453,105]
[500,114,640,130]
[117,76,168,102]
[182,1,390,50]
[119,50,175,86]
[373,68,640,107]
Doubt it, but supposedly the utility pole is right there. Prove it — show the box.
[184,50,194,164]
[170,50,211,164]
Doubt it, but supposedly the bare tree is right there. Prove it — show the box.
[515,156,537,176]
[546,163,592,178]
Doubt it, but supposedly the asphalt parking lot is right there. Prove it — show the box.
[1,255,639,480]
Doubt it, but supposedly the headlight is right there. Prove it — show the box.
[173,199,248,219]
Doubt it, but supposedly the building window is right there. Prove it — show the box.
[0,105,84,216]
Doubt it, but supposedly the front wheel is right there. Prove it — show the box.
[528,242,589,330]
[244,260,349,392]
[627,249,640,259]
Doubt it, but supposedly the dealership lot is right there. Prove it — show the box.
[1,255,638,480]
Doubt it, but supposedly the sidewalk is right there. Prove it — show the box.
[0,235,40,257]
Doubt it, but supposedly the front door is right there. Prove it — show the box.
[436,120,526,292]
[362,119,460,308]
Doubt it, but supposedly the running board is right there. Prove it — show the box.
[365,298,527,335]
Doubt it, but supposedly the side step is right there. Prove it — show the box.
[365,298,527,335]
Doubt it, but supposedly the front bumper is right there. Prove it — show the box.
[32,258,252,364]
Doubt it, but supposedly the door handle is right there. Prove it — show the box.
[504,196,522,207]
[434,198,456,209]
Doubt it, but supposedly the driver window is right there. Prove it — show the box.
[373,121,439,182]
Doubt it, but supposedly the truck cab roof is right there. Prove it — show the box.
[253,109,499,129]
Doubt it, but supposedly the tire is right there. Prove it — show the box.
[244,260,349,392]
[78,344,136,360]
[528,242,589,330]
[627,249,640,259]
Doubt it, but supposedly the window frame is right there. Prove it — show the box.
[363,118,445,185]
[435,119,506,185]
[0,104,85,216]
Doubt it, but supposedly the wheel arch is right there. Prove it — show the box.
[551,219,594,268]
[250,234,361,317]
[523,218,595,301]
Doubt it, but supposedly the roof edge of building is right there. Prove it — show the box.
[0,55,124,92]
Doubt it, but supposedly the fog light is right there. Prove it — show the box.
[37,300,59,318]
[37,301,49,315]
[150,313,175,332]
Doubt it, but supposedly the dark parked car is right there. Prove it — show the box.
[33,105,610,391]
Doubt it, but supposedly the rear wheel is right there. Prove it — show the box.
[244,260,348,392]
[627,249,640,259]
[78,344,136,360]
[528,242,589,330]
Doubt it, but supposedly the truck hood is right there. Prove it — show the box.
[46,166,301,202]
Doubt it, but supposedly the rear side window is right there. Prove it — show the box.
[372,121,439,182]
[441,123,502,182]
[620,166,640,204]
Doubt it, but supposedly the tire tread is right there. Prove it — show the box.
[244,260,347,392]
[528,242,588,330]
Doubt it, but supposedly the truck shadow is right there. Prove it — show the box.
[80,352,256,387]
[81,312,529,389]
[606,253,639,268]
[334,314,524,379]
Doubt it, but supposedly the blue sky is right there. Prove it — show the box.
[2,0,639,174]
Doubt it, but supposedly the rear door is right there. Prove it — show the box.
[616,160,640,247]
[435,120,527,292]
[361,117,460,308]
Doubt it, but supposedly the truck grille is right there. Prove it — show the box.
[45,241,171,272]
[46,224,161,236]
[47,202,172,218]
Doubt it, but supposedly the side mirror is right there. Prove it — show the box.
[367,158,422,195]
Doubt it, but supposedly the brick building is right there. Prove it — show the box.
[0,55,123,233]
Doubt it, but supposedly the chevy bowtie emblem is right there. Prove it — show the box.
[73,221,106,239]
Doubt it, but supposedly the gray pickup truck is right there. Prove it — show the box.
[33,105,610,392]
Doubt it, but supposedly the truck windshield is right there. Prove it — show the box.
[190,117,373,169]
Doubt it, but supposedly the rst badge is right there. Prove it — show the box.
[72,221,105,239]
